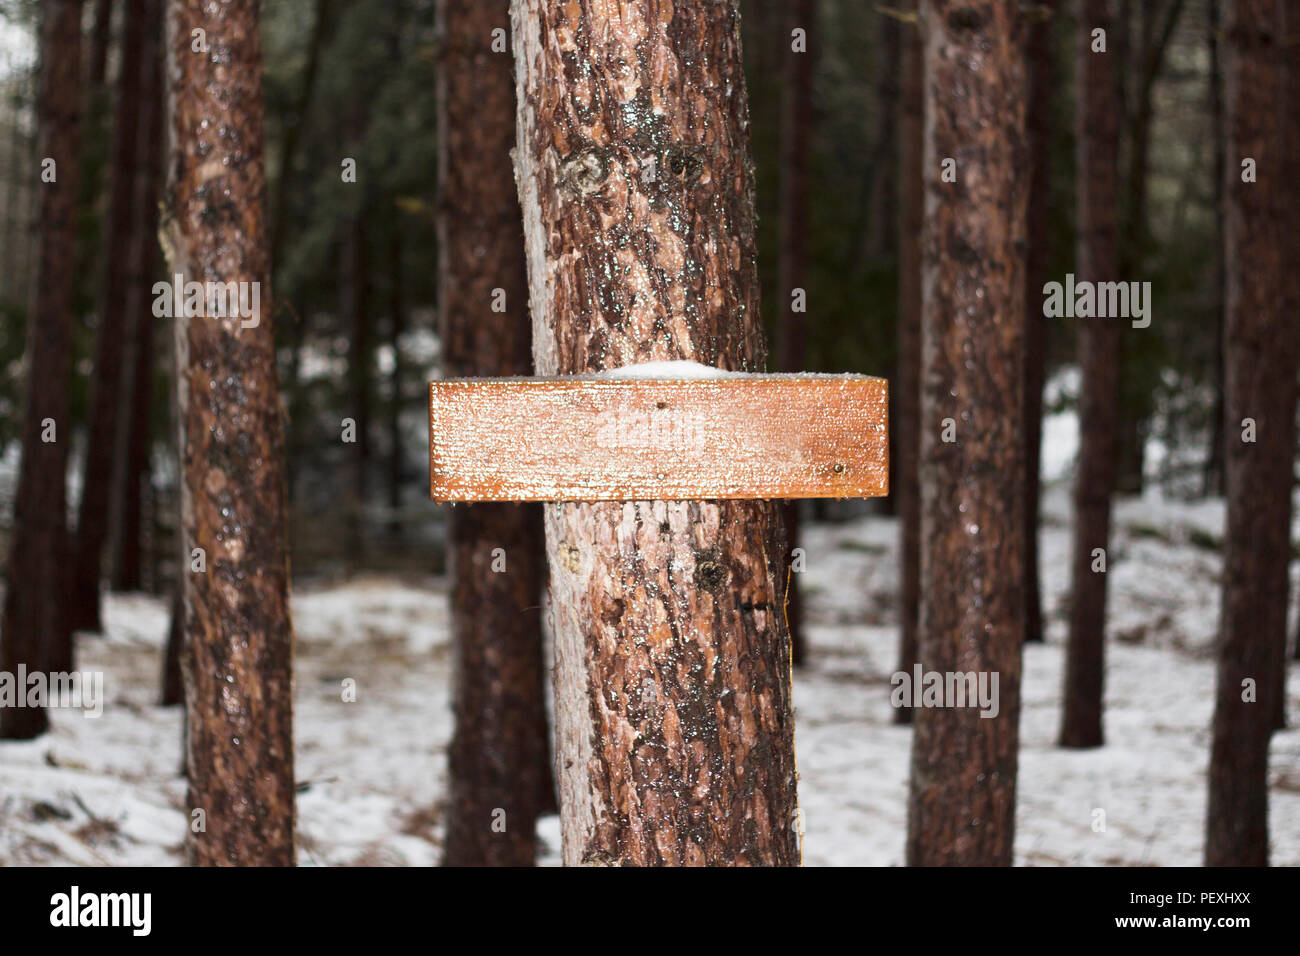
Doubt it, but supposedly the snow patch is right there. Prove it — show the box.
[595,360,743,380]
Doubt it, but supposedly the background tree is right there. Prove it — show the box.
[1205,0,1296,867]
[69,0,148,635]
[512,0,800,866]
[893,0,922,723]
[437,0,550,867]
[906,0,1027,866]
[776,0,816,666]
[163,0,296,866]
[1022,0,1055,645]
[0,0,83,739]
[1060,0,1122,749]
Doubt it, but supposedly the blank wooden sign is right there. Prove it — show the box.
[429,374,888,503]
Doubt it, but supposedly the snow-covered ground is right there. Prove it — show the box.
[1,382,1298,866]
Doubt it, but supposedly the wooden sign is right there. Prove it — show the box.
[429,373,888,502]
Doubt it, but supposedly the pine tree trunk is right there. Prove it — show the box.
[163,0,296,866]
[1022,0,1054,645]
[160,582,184,707]
[1205,0,1296,866]
[1203,0,1226,498]
[438,0,552,866]
[512,0,800,866]
[112,0,164,594]
[893,0,923,724]
[906,0,1027,867]
[776,0,816,667]
[386,222,404,537]
[343,213,371,561]
[0,0,83,740]
[1060,0,1122,750]
[70,0,148,635]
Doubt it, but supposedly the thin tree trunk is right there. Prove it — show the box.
[386,222,404,537]
[906,0,1027,867]
[112,0,164,593]
[0,0,83,740]
[438,0,552,866]
[343,212,371,561]
[893,0,922,724]
[1022,0,1054,645]
[1206,0,1295,866]
[864,14,900,261]
[1203,0,1226,498]
[163,0,295,866]
[160,582,184,706]
[88,0,114,90]
[1060,0,1122,750]
[512,0,800,866]
[776,0,816,667]
[69,0,148,635]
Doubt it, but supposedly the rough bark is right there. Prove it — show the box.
[1059,0,1122,750]
[113,0,164,593]
[438,0,552,866]
[1022,0,1054,644]
[0,0,83,740]
[776,0,816,666]
[906,0,1027,867]
[70,0,148,634]
[1205,0,1296,866]
[893,0,922,723]
[163,0,295,866]
[512,0,800,866]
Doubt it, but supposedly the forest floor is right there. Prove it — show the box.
[1,477,1297,866]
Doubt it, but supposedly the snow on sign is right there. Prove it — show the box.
[429,365,889,502]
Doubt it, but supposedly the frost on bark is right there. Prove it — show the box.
[1060,0,1121,749]
[511,0,800,866]
[1205,0,1295,867]
[906,0,1027,866]
[0,0,83,740]
[163,0,295,866]
[437,0,550,867]
[893,0,922,724]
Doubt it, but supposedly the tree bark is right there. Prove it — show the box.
[893,0,922,723]
[0,0,83,740]
[776,0,816,667]
[512,0,800,866]
[438,0,552,866]
[1059,0,1122,750]
[70,0,148,635]
[906,0,1027,867]
[1205,0,1296,867]
[1022,0,1054,645]
[1202,0,1226,499]
[163,0,296,866]
[112,0,164,593]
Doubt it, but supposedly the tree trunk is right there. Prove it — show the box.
[0,0,83,740]
[70,0,148,635]
[1060,0,1122,750]
[438,0,552,866]
[864,14,900,262]
[906,0,1027,867]
[512,0,800,866]
[160,582,184,706]
[88,0,114,90]
[112,0,164,594]
[776,0,816,667]
[386,222,404,537]
[343,212,371,561]
[1202,0,1226,498]
[893,0,922,724]
[1022,0,1054,645]
[163,0,296,866]
[1205,0,1296,867]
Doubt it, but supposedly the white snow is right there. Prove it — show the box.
[595,360,743,380]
